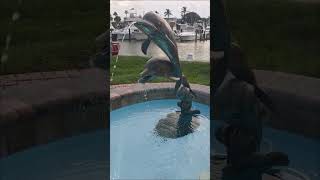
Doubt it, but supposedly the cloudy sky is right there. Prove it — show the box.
[110,0,210,19]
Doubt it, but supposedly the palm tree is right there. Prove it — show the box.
[124,10,129,18]
[113,12,118,17]
[181,6,187,22]
[164,9,172,18]
[181,7,188,23]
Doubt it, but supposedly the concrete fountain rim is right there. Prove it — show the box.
[110,82,210,111]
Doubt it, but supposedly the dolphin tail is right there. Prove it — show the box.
[140,69,148,77]
[190,89,197,98]
[138,75,154,84]
[141,38,151,55]
[254,85,275,112]
[175,78,182,93]
[169,76,180,81]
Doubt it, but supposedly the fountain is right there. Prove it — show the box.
[110,11,210,179]
[132,11,202,138]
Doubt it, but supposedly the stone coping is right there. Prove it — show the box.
[110,83,210,111]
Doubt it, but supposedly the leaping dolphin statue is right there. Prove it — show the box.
[134,11,181,77]
[134,11,199,106]
[140,11,177,54]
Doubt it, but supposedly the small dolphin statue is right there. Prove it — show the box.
[175,75,197,97]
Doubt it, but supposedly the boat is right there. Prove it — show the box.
[204,26,210,39]
[179,31,196,41]
[131,26,148,40]
[114,28,131,40]
[177,24,196,41]
[112,24,147,41]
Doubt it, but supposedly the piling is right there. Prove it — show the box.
[195,31,198,42]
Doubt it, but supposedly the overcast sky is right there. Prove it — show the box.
[110,0,210,19]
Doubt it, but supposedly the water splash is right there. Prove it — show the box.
[110,22,138,178]
[144,88,148,101]
[12,12,20,22]
[109,21,152,104]
[110,22,136,83]
[1,0,23,76]
[1,53,8,64]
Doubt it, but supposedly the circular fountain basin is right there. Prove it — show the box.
[110,99,210,179]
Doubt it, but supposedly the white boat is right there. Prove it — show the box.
[179,31,196,41]
[112,25,148,41]
[204,26,210,39]
[115,29,131,40]
[131,27,148,40]
[177,24,196,41]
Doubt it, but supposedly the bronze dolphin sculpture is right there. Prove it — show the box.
[134,11,181,77]
[138,57,180,83]
[135,11,198,112]
[140,11,177,54]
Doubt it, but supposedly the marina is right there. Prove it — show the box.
[110,9,210,43]
[109,6,210,62]
[116,40,210,62]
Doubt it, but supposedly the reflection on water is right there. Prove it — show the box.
[118,40,210,62]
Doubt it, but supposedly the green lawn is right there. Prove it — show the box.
[227,0,320,77]
[0,0,105,75]
[111,56,210,86]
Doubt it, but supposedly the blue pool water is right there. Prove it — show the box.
[110,99,210,180]
[263,128,320,180]
[0,131,108,180]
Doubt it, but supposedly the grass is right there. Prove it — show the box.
[111,56,210,86]
[227,0,320,77]
[0,0,105,75]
